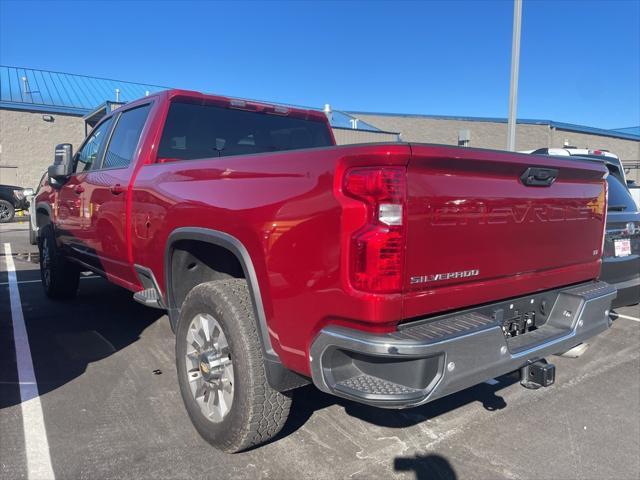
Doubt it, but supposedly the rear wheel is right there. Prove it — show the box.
[39,225,80,299]
[0,199,14,223]
[176,279,291,453]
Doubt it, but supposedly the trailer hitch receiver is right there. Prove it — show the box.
[520,359,555,389]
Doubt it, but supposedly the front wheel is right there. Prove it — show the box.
[39,225,80,299]
[0,199,14,223]
[176,279,291,453]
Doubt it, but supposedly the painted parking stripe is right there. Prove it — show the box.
[0,276,100,286]
[3,243,55,480]
[615,313,640,323]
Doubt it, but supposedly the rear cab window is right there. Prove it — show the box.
[157,101,332,161]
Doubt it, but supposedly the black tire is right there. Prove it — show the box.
[39,225,80,299]
[176,279,291,453]
[0,199,14,223]
[29,225,37,245]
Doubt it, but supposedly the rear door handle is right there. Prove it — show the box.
[74,185,85,194]
[109,184,125,195]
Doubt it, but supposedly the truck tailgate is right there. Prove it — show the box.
[403,144,607,319]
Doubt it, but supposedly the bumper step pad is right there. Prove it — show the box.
[335,374,421,397]
[391,312,496,342]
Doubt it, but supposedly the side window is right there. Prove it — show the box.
[75,118,114,173]
[102,104,151,169]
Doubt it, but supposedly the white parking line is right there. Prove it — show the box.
[616,313,640,323]
[3,243,55,480]
[0,276,100,286]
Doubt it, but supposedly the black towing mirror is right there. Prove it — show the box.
[48,143,73,184]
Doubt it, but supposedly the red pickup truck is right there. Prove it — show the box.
[35,89,616,452]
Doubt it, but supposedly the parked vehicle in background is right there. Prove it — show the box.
[34,89,616,453]
[522,147,628,186]
[27,172,49,244]
[601,173,640,307]
[527,152,640,308]
[0,184,32,223]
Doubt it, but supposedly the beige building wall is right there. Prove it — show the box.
[0,109,85,188]
[354,113,640,162]
[353,114,552,152]
[1,107,638,188]
[332,127,398,145]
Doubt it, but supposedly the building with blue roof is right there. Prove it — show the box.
[0,65,399,187]
[349,111,639,182]
[0,65,638,188]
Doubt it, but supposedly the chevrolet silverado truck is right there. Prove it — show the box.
[35,89,616,452]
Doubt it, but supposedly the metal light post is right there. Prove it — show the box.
[507,0,522,151]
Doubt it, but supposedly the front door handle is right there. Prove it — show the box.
[109,184,125,195]
[74,185,85,194]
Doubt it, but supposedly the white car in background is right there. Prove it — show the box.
[28,172,48,245]
[520,147,628,186]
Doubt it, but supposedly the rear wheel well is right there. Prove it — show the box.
[169,239,245,311]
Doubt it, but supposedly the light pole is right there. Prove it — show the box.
[507,0,522,151]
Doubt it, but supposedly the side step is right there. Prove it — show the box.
[133,288,163,308]
[133,264,165,309]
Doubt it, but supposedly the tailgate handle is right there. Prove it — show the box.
[520,167,558,187]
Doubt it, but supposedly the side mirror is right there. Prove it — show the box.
[48,143,73,182]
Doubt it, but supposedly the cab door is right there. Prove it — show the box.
[55,117,114,259]
[82,103,152,288]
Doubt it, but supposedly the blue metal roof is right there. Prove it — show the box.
[0,65,168,115]
[611,126,640,136]
[0,65,387,133]
[349,111,640,141]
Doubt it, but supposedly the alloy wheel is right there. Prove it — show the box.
[184,313,234,423]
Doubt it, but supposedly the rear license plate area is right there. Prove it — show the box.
[614,238,631,257]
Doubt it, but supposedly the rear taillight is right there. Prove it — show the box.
[343,167,407,293]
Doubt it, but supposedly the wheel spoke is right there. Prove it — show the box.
[194,378,206,399]
[199,315,211,343]
[218,386,229,417]
[216,329,227,352]
[188,325,204,351]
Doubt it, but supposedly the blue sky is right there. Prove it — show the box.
[0,0,638,129]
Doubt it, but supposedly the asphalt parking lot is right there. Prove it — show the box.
[1,220,639,480]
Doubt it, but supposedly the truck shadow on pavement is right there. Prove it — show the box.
[0,271,166,409]
[281,375,512,438]
[2,263,505,480]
